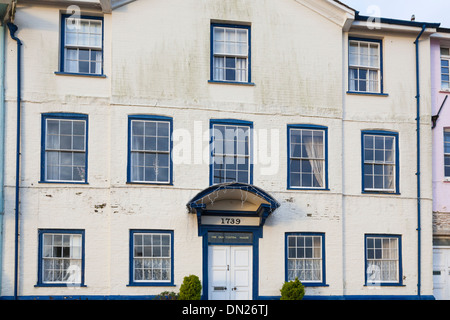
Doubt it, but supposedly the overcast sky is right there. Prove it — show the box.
[342,0,450,28]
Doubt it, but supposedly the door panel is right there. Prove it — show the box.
[433,247,450,300]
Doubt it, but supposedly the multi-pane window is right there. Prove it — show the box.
[42,114,87,183]
[362,131,398,192]
[286,233,324,284]
[131,231,173,284]
[129,116,172,184]
[288,126,326,189]
[211,121,251,185]
[38,230,84,286]
[365,235,401,284]
[441,48,450,90]
[445,129,450,177]
[349,39,381,93]
[212,24,250,83]
[62,15,103,75]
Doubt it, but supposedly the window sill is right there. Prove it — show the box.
[127,283,176,287]
[347,91,389,97]
[126,182,173,186]
[208,80,255,86]
[287,187,330,191]
[362,190,400,195]
[55,71,106,78]
[439,90,450,94]
[364,283,404,287]
[443,177,450,182]
[38,180,88,185]
[302,283,329,287]
[35,283,87,287]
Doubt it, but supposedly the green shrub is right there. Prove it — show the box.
[179,275,202,300]
[153,291,179,300]
[280,277,305,300]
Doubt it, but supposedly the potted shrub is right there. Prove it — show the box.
[280,277,305,300]
[179,275,202,300]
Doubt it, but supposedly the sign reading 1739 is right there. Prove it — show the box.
[220,218,241,225]
[201,215,260,226]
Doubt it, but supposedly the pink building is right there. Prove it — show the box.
[431,28,450,300]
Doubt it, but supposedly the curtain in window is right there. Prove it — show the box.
[303,132,324,188]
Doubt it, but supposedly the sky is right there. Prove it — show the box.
[341,0,450,28]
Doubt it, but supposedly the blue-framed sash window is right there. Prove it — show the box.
[41,113,88,183]
[37,229,85,287]
[211,23,251,83]
[210,119,252,185]
[441,48,450,90]
[362,130,399,193]
[129,230,174,286]
[285,232,326,286]
[445,129,450,177]
[349,38,382,94]
[365,234,402,286]
[60,14,104,75]
[127,115,173,184]
[287,125,328,190]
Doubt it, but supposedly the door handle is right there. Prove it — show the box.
[231,287,237,291]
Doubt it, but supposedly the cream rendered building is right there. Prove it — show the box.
[0,0,437,300]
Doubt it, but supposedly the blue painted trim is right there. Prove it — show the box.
[36,229,86,287]
[209,119,253,186]
[348,37,384,94]
[40,113,89,184]
[361,130,400,194]
[128,229,175,287]
[126,115,173,185]
[59,14,104,76]
[364,234,403,286]
[287,124,329,190]
[284,232,327,287]
[346,91,389,96]
[355,13,440,29]
[210,23,251,84]
[259,295,435,300]
[208,80,255,86]
[199,225,262,300]
[54,71,106,78]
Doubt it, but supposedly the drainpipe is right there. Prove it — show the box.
[414,24,426,299]
[7,21,21,301]
[0,25,5,292]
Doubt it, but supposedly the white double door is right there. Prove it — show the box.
[433,247,450,300]
[208,245,253,300]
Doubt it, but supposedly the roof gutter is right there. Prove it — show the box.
[7,18,21,301]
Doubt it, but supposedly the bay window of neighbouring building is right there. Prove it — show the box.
[365,234,402,286]
[59,14,104,76]
[129,230,174,286]
[41,113,88,183]
[37,229,85,287]
[210,120,252,185]
[362,130,399,193]
[287,125,328,190]
[441,48,450,90]
[127,115,173,184]
[211,23,251,83]
[349,38,382,94]
[285,233,326,286]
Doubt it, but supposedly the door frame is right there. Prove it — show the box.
[199,225,262,300]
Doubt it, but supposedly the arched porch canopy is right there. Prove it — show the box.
[187,182,280,227]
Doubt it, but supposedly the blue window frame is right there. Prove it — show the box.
[444,129,450,177]
[287,125,328,190]
[348,37,384,95]
[441,47,450,90]
[127,115,173,184]
[58,14,104,76]
[40,113,88,184]
[210,23,252,84]
[365,234,402,286]
[210,119,253,185]
[36,229,86,287]
[129,230,174,286]
[361,130,399,193]
[285,232,326,286]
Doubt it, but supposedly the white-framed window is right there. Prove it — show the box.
[211,121,251,185]
[444,129,450,177]
[130,230,174,285]
[365,235,401,285]
[211,24,250,83]
[349,38,382,93]
[286,233,325,284]
[288,125,327,189]
[362,131,398,193]
[441,48,450,90]
[42,114,88,183]
[128,116,172,184]
[61,14,103,75]
[37,229,85,286]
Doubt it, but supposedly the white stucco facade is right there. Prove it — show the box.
[0,0,436,300]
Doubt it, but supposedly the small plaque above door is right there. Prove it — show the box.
[208,232,253,245]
